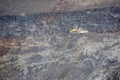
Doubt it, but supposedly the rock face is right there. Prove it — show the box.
[0,6,120,80]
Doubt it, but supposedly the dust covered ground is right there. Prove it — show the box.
[0,0,120,15]
[0,6,120,80]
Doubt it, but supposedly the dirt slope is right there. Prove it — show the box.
[0,6,120,80]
